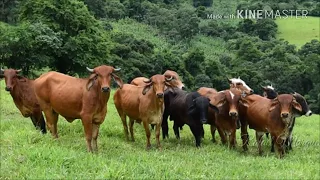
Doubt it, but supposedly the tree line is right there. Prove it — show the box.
[0,0,319,113]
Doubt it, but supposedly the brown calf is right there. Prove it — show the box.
[0,68,46,133]
[114,74,172,150]
[199,87,241,148]
[34,65,123,152]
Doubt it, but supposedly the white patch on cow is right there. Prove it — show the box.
[266,85,274,90]
[305,110,312,116]
[229,91,235,99]
[230,78,252,91]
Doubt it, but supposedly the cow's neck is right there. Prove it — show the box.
[96,89,110,109]
[147,91,164,112]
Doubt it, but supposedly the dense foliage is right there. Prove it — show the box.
[0,0,319,113]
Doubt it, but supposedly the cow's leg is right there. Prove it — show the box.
[38,113,47,134]
[189,125,201,147]
[155,123,161,149]
[30,116,38,128]
[256,131,264,155]
[129,118,135,142]
[81,117,93,152]
[201,125,205,139]
[173,122,180,139]
[286,117,295,151]
[216,126,227,145]
[91,123,100,152]
[240,121,249,151]
[120,114,129,141]
[210,125,216,143]
[33,110,47,134]
[161,112,169,139]
[271,136,275,152]
[229,128,236,149]
[142,120,151,150]
[274,134,285,158]
[42,108,59,138]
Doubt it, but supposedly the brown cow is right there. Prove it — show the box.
[197,77,253,144]
[131,70,184,89]
[0,68,46,133]
[239,94,302,158]
[206,89,241,148]
[34,65,123,152]
[114,74,173,150]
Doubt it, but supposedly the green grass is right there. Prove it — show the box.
[0,80,319,179]
[276,16,320,48]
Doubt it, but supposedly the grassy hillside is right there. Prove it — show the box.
[0,81,319,179]
[276,16,320,48]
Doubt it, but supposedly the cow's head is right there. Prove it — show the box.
[0,68,24,92]
[269,94,302,119]
[188,93,219,124]
[163,70,185,90]
[292,92,312,116]
[86,65,123,92]
[261,85,277,99]
[142,74,173,98]
[228,77,254,95]
[211,90,241,118]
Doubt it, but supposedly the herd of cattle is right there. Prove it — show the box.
[0,65,313,158]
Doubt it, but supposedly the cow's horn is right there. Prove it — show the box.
[0,68,4,72]
[86,67,94,72]
[143,78,152,83]
[114,67,121,72]
[16,69,22,73]
[260,85,265,89]
[165,76,173,82]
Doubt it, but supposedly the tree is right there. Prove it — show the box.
[254,18,278,40]
[18,0,112,74]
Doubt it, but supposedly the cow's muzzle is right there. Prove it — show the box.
[156,93,164,98]
[281,113,289,118]
[200,119,207,124]
[305,110,312,116]
[101,87,110,93]
[5,86,12,91]
[229,111,238,117]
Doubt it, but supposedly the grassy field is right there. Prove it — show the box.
[0,81,319,179]
[276,16,320,48]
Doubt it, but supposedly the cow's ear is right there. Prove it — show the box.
[86,74,97,91]
[209,103,219,113]
[239,99,249,107]
[215,99,226,108]
[269,99,279,112]
[292,99,302,112]
[187,102,196,115]
[142,84,152,95]
[112,73,123,89]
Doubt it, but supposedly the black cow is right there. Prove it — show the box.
[262,86,312,152]
[161,88,219,147]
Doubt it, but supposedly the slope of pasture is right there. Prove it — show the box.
[276,16,320,48]
[0,81,319,179]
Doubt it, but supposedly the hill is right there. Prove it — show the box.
[276,16,320,48]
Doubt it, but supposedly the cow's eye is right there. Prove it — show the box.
[236,83,242,85]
